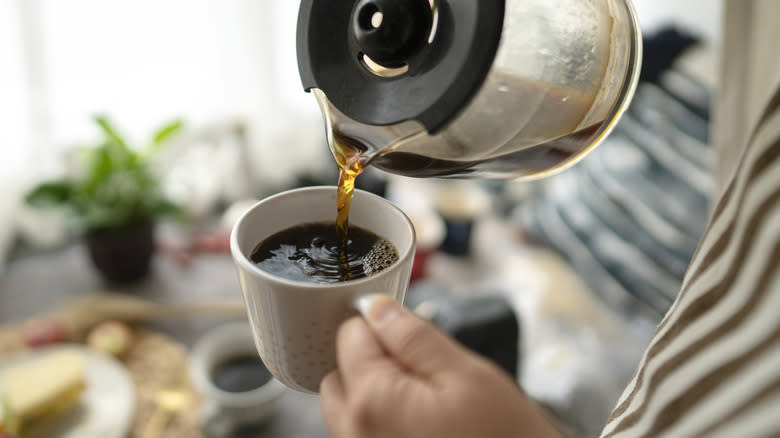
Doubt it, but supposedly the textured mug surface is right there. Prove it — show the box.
[230,187,416,393]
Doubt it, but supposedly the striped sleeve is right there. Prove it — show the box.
[599,84,780,437]
[518,73,714,321]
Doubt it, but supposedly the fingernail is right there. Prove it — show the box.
[369,296,400,325]
[356,294,400,325]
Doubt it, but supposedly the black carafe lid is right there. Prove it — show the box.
[297,0,504,134]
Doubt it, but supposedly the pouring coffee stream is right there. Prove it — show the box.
[334,141,366,277]
[299,0,642,267]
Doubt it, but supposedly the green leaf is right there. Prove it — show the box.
[25,182,73,207]
[83,146,113,191]
[149,199,185,221]
[83,203,125,229]
[94,115,129,150]
[29,115,186,229]
[151,119,184,147]
[106,138,135,170]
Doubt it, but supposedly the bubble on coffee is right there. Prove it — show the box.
[362,239,398,275]
[251,222,399,283]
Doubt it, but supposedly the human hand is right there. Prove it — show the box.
[320,295,563,438]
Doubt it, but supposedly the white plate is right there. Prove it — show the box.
[0,345,135,438]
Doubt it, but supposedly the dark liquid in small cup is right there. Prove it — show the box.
[251,222,399,283]
[211,354,272,393]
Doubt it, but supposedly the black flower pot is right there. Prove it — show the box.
[85,222,155,285]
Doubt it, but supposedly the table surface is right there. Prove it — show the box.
[0,244,332,438]
[0,218,649,438]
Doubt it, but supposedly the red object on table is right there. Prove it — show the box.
[22,318,67,347]
[193,232,231,254]
[410,249,434,283]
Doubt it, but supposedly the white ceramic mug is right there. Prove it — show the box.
[189,322,286,437]
[230,186,416,393]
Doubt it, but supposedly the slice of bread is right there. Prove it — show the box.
[1,351,86,436]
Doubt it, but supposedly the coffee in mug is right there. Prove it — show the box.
[250,221,399,283]
[211,354,273,393]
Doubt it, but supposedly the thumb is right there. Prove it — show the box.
[356,294,470,378]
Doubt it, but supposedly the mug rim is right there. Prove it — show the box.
[230,186,416,290]
[190,322,287,406]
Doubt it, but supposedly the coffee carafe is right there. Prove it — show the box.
[297,0,642,180]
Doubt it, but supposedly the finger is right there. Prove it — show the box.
[336,317,401,389]
[320,371,347,434]
[358,295,470,379]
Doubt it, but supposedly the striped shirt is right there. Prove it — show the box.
[519,69,714,322]
[600,2,780,435]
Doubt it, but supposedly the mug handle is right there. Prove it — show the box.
[355,292,521,379]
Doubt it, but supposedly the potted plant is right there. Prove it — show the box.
[26,116,185,284]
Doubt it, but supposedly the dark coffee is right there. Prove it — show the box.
[211,354,272,393]
[250,222,399,283]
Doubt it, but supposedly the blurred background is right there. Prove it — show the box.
[0,0,721,218]
[0,1,723,438]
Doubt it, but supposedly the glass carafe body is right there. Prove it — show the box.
[314,0,642,180]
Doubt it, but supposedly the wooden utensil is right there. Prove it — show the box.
[48,293,245,340]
